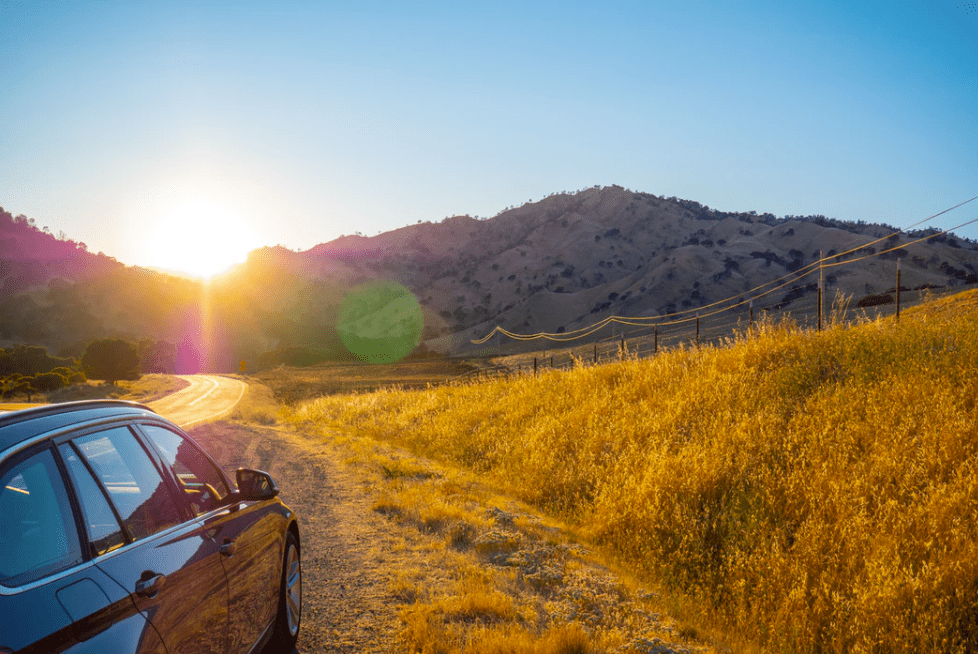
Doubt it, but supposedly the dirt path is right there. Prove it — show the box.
[187,419,720,654]
[187,421,453,653]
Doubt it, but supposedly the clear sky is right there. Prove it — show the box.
[2,0,976,277]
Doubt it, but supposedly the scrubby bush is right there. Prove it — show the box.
[31,371,69,393]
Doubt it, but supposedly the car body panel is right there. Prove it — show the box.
[0,400,299,654]
[200,500,282,654]
[93,518,229,654]
[0,565,165,654]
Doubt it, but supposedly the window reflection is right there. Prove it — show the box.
[141,425,230,517]
[59,443,127,556]
[73,427,181,541]
[0,449,84,586]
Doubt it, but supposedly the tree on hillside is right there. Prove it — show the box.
[82,339,141,383]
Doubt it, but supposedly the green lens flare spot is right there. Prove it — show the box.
[337,280,424,363]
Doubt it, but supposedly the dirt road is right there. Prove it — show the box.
[158,378,714,653]
[148,374,247,427]
[185,418,715,654]
[188,421,442,653]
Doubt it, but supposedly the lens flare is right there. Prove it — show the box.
[336,280,423,363]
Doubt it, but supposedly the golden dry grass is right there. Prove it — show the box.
[249,358,476,403]
[287,289,978,654]
[229,379,281,424]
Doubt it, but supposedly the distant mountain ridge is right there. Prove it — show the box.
[235,186,978,352]
[3,187,978,368]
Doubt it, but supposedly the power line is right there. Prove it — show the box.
[472,196,978,345]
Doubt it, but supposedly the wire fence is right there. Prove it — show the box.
[454,284,962,382]
[457,197,978,381]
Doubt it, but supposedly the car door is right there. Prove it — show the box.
[0,444,165,654]
[138,423,283,654]
[61,425,229,654]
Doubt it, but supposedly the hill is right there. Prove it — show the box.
[222,186,978,354]
[3,187,978,367]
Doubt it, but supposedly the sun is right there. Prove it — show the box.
[138,198,262,279]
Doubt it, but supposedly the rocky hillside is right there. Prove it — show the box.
[228,186,978,353]
[4,187,978,365]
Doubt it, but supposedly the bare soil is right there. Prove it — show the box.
[187,421,455,653]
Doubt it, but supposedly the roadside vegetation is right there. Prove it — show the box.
[284,402,710,654]
[286,289,978,653]
[251,358,476,403]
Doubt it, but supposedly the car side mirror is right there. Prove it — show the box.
[236,468,279,500]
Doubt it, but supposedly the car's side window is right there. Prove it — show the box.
[72,427,182,541]
[0,448,84,587]
[58,442,127,557]
[140,424,230,517]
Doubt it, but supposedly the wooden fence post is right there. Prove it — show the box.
[818,251,823,331]
[896,258,902,321]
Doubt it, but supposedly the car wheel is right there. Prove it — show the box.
[270,531,301,652]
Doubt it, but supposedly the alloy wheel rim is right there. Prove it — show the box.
[286,544,301,636]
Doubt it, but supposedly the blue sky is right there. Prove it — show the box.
[2,0,976,276]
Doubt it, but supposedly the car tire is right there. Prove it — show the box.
[270,531,301,652]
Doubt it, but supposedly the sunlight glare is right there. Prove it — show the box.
[141,198,261,279]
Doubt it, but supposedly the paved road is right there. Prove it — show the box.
[148,374,247,428]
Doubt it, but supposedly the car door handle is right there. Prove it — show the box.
[135,572,166,598]
[220,538,237,557]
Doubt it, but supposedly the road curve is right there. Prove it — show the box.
[148,375,248,428]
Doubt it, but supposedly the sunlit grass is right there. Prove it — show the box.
[229,379,281,424]
[287,289,978,653]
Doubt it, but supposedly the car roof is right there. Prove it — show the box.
[0,400,159,454]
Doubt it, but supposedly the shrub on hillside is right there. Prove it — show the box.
[857,293,895,307]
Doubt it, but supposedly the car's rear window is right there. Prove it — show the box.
[59,442,127,557]
[0,448,84,586]
[72,427,182,542]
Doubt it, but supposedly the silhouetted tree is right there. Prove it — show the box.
[82,339,141,383]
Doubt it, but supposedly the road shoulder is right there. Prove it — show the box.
[189,420,718,654]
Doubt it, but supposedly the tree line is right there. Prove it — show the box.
[0,338,176,401]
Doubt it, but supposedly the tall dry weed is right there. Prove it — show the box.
[288,289,978,653]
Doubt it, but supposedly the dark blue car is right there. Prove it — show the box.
[0,400,301,653]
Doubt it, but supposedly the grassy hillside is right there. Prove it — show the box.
[287,290,978,653]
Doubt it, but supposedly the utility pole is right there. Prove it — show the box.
[818,250,824,331]
[654,324,658,354]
